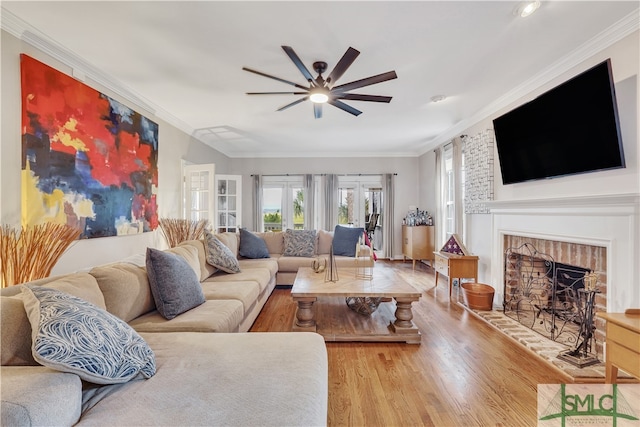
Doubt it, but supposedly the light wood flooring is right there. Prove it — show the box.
[250,260,571,426]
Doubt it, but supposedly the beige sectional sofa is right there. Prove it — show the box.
[241,229,372,285]
[1,232,329,426]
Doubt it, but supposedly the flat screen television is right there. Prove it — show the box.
[493,59,625,185]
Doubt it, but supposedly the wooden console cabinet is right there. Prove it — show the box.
[433,251,479,298]
[596,310,640,383]
[402,225,435,269]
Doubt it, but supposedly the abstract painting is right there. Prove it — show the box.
[20,54,159,238]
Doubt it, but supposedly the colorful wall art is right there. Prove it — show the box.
[20,54,159,238]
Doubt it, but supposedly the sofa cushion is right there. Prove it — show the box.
[204,229,241,273]
[200,280,260,314]
[239,228,270,259]
[1,273,105,367]
[317,229,334,254]
[277,256,317,273]
[256,231,285,254]
[283,229,316,257]
[165,244,202,279]
[1,296,37,366]
[178,240,218,280]
[129,300,244,333]
[146,248,206,320]
[238,258,279,277]
[77,332,328,427]
[0,366,82,426]
[204,267,273,293]
[21,286,156,385]
[215,231,239,258]
[332,225,364,257]
[90,262,155,323]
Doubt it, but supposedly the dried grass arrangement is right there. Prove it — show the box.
[159,218,209,248]
[0,223,81,287]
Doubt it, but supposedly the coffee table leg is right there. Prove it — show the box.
[393,298,415,329]
[294,298,317,331]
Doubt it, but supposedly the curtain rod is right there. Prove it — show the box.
[251,173,397,177]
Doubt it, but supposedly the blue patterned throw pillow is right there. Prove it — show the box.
[21,286,156,385]
[204,229,241,273]
[283,229,316,257]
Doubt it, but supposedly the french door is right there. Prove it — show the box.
[337,176,384,255]
[183,163,215,224]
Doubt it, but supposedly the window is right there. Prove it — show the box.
[439,141,465,245]
[262,176,304,231]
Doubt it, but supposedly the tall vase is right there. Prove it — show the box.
[325,246,339,282]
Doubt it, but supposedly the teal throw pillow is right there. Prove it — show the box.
[332,225,364,257]
[239,228,270,259]
[21,286,156,385]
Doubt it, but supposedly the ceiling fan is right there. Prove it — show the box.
[243,46,397,119]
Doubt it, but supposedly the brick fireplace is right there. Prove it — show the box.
[502,234,607,359]
[488,194,639,362]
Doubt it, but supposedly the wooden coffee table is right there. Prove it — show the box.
[291,267,422,344]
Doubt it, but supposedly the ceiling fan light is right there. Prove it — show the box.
[310,92,329,103]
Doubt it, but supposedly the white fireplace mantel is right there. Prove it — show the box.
[488,193,640,312]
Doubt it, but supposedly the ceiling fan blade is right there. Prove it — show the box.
[243,67,309,90]
[247,92,308,95]
[281,46,316,85]
[328,99,362,116]
[326,47,360,87]
[277,96,309,111]
[313,103,323,119]
[332,71,398,93]
[336,93,392,103]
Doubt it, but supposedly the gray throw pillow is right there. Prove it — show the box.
[239,228,270,259]
[21,286,156,385]
[203,229,242,273]
[146,248,206,319]
[283,229,316,257]
[332,225,364,257]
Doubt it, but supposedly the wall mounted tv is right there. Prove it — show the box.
[493,59,625,185]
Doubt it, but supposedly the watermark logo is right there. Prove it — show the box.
[539,384,640,426]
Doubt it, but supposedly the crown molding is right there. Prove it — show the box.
[3,7,637,159]
[1,7,200,145]
[417,8,640,156]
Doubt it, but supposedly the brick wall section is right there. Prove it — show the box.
[503,235,607,359]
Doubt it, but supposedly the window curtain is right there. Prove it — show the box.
[382,173,395,259]
[252,174,262,231]
[323,174,338,230]
[453,138,465,240]
[434,148,443,248]
[303,174,315,230]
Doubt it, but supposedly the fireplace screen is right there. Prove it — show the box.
[503,243,596,356]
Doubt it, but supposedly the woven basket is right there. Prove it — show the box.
[345,296,383,316]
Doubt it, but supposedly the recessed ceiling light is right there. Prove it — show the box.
[431,95,447,103]
[516,1,541,18]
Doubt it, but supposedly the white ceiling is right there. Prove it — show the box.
[2,1,638,158]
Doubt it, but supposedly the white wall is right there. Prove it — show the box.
[1,30,230,275]
[425,31,639,288]
[230,156,421,260]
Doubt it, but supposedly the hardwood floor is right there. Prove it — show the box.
[250,260,571,426]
